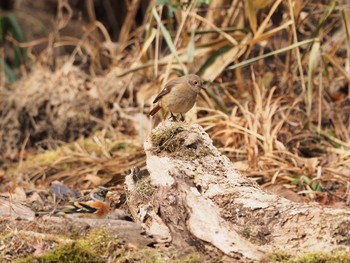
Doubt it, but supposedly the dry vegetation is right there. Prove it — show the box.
[0,0,350,261]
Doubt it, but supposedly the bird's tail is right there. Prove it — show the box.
[149,104,161,116]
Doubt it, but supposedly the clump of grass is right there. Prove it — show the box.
[263,250,350,263]
[130,176,155,204]
[150,122,213,159]
[150,122,186,153]
[4,132,145,187]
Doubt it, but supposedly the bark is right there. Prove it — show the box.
[125,121,350,262]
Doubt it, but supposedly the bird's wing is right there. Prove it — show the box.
[152,77,183,103]
[57,201,98,214]
[153,88,170,103]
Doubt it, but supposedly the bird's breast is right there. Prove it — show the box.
[161,90,197,113]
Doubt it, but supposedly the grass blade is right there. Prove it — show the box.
[227,38,315,70]
[152,7,187,74]
[307,39,320,121]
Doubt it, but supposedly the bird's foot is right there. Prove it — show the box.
[170,113,178,122]
[179,114,185,122]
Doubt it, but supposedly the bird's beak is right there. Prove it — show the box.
[199,85,205,90]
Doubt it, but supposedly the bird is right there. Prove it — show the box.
[149,74,205,121]
[52,186,111,219]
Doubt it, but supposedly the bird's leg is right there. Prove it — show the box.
[180,114,185,122]
[170,112,178,122]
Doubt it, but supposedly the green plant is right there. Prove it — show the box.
[0,12,26,83]
[292,175,322,193]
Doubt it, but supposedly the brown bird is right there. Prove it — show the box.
[149,74,205,121]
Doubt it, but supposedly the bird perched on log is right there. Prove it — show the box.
[149,74,205,121]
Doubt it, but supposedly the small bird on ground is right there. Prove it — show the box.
[53,186,110,219]
[149,74,205,121]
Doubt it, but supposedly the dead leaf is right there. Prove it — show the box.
[13,187,27,202]
[84,174,102,186]
[303,158,318,174]
[319,153,338,167]
[0,197,35,221]
[264,184,305,203]
[233,161,250,171]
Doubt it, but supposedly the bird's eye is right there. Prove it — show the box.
[194,81,198,85]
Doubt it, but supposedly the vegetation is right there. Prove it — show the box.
[264,250,350,263]
[0,0,350,261]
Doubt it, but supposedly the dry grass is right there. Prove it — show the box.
[1,0,350,205]
[3,131,145,192]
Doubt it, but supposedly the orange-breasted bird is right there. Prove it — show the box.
[53,186,110,219]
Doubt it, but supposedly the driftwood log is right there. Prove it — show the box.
[125,121,350,262]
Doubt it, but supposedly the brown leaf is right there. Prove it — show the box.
[0,197,35,220]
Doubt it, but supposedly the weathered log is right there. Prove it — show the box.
[41,216,154,247]
[125,121,350,262]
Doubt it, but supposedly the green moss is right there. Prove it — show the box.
[14,255,36,263]
[14,242,99,263]
[263,251,291,262]
[118,248,201,263]
[264,250,350,263]
[79,137,107,153]
[15,229,120,263]
[150,122,212,159]
[27,150,60,163]
[174,252,201,263]
[295,251,350,263]
[110,142,129,151]
[150,122,185,152]
[81,228,119,252]
[0,229,12,241]
[5,150,60,175]
[40,242,100,262]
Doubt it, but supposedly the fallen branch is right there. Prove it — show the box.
[125,121,350,261]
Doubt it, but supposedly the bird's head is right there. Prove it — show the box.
[187,74,205,93]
